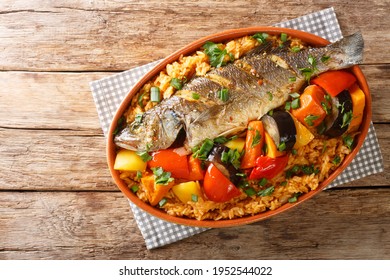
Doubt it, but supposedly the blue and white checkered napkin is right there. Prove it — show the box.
[90,7,384,249]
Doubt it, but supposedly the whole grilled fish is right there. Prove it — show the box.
[115,32,364,152]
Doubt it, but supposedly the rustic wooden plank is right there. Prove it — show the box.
[0,1,388,71]
[0,65,388,132]
[0,123,388,191]
[0,71,108,130]
[0,188,389,259]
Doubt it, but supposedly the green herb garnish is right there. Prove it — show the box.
[291,46,301,53]
[252,32,269,44]
[251,130,261,148]
[221,148,242,170]
[341,111,353,128]
[218,88,229,102]
[332,155,341,165]
[291,98,300,109]
[131,185,139,193]
[158,198,168,207]
[285,101,291,111]
[289,76,297,82]
[258,178,268,187]
[321,55,330,63]
[192,92,200,100]
[280,33,288,42]
[112,116,125,135]
[136,170,142,180]
[267,91,273,101]
[150,86,161,102]
[343,134,354,150]
[137,92,146,108]
[191,194,198,202]
[257,186,275,197]
[136,150,152,162]
[245,187,257,197]
[304,114,319,126]
[170,77,183,90]
[278,142,286,151]
[288,193,300,203]
[151,167,174,185]
[193,138,214,160]
[291,149,298,155]
[203,41,230,68]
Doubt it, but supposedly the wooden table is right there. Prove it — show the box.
[1,1,389,260]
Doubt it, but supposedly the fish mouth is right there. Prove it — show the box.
[114,127,140,151]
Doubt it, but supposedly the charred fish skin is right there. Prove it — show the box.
[114,32,364,152]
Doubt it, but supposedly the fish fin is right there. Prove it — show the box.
[332,32,364,66]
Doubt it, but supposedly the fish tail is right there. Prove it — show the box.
[332,32,364,67]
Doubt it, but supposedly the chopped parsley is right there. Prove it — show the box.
[299,54,319,81]
[151,167,174,185]
[304,114,319,126]
[136,150,152,162]
[341,111,353,128]
[203,41,232,68]
[251,130,261,148]
[285,101,291,111]
[135,170,142,180]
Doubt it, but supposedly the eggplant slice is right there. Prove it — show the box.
[262,111,297,151]
[324,90,353,137]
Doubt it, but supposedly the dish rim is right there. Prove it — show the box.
[106,26,372,228]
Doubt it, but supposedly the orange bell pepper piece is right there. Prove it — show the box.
[241,120,265,169]
[291,84,327,128]
[141,175,175,206]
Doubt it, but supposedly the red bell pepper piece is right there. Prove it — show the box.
[203,163,241,203]
[249,155,289,180]
[148,149,190,179]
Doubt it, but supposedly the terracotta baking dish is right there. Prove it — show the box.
[107,27,371,228]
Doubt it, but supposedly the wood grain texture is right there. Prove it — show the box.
[0,188,389,260]
[0,1,389,71]
[0,123,388,191]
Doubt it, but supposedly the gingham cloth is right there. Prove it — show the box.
[90,7,384,249]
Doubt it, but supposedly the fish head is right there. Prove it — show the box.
[114,106,184,152]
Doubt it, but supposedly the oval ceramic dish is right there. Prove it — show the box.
[107,27,371,228]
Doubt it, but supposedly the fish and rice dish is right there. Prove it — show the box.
[111,31,366,221]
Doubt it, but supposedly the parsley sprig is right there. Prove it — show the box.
[151,167,174,185]
[203,42,233,68]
